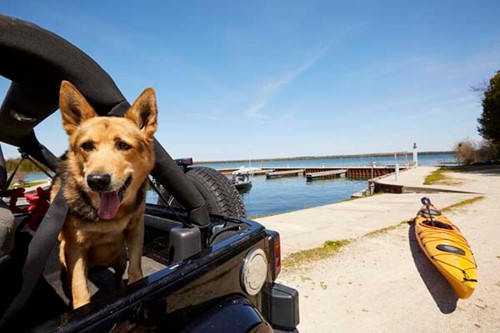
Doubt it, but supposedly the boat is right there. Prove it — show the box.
[231,172,252,193]
[233,166,263,175]
[414,197,477,299]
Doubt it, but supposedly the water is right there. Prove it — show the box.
[197,152,456,170]
[240,176,367,217]
[194,153,456,217]
[21,153,456,218]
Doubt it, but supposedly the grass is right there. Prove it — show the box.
[363,221,409,238]
[282,239,352,272]
[423,168,460,185]
[8,179,49,189]
[280,196,486,272]
[441,196,485,213]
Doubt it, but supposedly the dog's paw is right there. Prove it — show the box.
[72,296,91,309]
[127,271,143,284]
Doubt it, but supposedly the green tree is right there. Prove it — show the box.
[478,71,500,144]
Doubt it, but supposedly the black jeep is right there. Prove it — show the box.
[0,15,299,332]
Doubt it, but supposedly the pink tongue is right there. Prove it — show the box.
[98,191,120,220]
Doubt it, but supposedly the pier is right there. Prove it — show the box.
[266,169,305,179]
[218,166,404,185]
[306,169,347,182]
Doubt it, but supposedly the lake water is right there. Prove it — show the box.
[172,153,456,217]
[23,153,456,218]
[197,152,456,170]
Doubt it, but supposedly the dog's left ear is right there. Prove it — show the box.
[125,88,158,141]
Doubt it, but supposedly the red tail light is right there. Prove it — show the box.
[267,230,281,280]
[274,233,281,277]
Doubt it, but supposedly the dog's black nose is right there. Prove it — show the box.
[87,173,111,192]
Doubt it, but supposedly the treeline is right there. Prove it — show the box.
[197,151,454,165]
[4,158,49,173]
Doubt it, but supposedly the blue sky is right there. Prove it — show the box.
[2,1,500,161]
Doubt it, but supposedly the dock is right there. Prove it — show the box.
[306,169,347,182]
[218,166,403,179]
[266,169,305,179]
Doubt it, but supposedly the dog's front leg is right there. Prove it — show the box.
[64,246,91,309]
[124,217,144,284]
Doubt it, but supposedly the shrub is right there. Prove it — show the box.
[455,140,476,165]
[454,139,499,165]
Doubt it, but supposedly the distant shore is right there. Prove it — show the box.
[195,151,454,165]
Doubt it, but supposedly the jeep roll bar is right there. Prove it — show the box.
[0,15,210,228]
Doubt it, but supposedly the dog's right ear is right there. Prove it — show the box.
[59,81,97,136]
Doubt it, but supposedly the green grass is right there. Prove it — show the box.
[441,196,485,213]
[363,221,409,238]
[423,168,460,185]
[280,196,486,272]
[8,179,48,189]
[282,239,352,272]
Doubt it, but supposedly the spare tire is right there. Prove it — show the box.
[157,167,246,218]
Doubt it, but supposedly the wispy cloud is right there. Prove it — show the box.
[263,40,334,93]
[244,38,336,120]
[243,23,366,121]
[245,100,268,118]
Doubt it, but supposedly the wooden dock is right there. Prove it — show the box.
[306,169,347,182]
[266,169,305,179]
[218,166,404,179]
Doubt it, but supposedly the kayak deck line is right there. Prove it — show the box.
[414,199,478,299]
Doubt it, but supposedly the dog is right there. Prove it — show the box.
[51,81,157,309]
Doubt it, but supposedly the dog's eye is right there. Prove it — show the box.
[81,142,95,152]
[116,141,132,151]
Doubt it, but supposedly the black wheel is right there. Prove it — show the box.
[157,167,246,218]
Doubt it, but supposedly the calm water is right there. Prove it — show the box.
[170,153,456,217]
[24,153,456,218]
[197,152,456,170]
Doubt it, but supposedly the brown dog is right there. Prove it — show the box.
[51,81,157,309]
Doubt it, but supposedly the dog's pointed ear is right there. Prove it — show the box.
[125,88,158,141]
[59,81,97,136]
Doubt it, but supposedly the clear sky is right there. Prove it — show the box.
[1,1,500,161]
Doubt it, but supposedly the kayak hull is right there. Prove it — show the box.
[414,204,477,299]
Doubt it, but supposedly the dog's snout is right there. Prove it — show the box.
[87,173,111,192]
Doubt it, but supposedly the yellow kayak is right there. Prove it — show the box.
[415,198,477,299]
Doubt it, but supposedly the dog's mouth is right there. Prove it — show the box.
[97,176,132,220]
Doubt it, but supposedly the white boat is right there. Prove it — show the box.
[231,172,252,193]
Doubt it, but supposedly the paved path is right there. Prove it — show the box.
[256,166,482,258]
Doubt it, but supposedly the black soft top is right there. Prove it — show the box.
[0,15,130,157]
[0,15,212,227]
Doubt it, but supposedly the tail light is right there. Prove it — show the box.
[267,230,281,280]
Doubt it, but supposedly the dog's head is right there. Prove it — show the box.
[59,81,157,220]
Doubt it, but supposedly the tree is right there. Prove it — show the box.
[478,71,500,144]
[454,139,497,165]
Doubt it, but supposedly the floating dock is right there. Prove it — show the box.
[218,166,403,180]
[266,169,305,179]
[306,169,347,182]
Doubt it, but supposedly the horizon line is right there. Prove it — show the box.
[195,150,454,164]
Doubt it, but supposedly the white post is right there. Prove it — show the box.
[395,163,399,181]
[412,143,418,167]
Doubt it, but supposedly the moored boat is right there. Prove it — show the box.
[231,172,252,193]
[414,197,478,299]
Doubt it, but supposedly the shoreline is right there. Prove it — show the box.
[195,150,454,165]
[255,166,500,332]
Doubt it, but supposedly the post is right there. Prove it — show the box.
[395,163,399,181]
[412,142,418,167]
